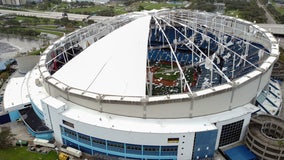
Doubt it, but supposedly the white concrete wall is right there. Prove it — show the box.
[44,72,267,118]
[48,106,196,159]
[192,90,232,117]
[43,96,254,159]
[146,101,191,118]
[258,66,273,93]
[232,78,259,108]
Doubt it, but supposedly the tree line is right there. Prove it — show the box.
[0,15,92,37]
[190,0,267,23]
[267,4,284,23]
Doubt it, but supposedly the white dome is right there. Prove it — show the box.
[52,16,151,97]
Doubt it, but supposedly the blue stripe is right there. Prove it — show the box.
[62,135,177,159]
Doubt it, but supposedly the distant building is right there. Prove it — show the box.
[61,0,109,4]
[214,2,225,13]
[275,0,284,4]
[25,0,42,3]
[2,0,26,5]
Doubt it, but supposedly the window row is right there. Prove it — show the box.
[60,126,178,156]
[63,138,176,160]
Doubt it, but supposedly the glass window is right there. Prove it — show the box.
[62,120,74,128]
[63,127,77,140]
[219,120,244,147]
[78,133,91,145]
[143,145,159,156]
[126,144,142,155]
[167,138,179,143]
[107,141,124,153]
[161,146,178,156]
[92,137,106,149]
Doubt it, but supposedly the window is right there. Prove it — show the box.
[161,146,178,156]
[168,138,179,143]
[143,145,159,156]
[63,127,77,140]
[60,126,65,134]
[78,133,90,145]
[107,141,124,153]
[62,120,74,128]
[219,120,244,147]
[92,137,106,149]
[126,144,142,154]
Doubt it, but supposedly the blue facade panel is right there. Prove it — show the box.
[192,129,218,160]
[35,132,54,140]
[26,126,53,140]
[66,139,79,149]
[9,110,20,122]
[79,145,92,155]
[61,126,177,160]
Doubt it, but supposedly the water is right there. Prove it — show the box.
[0,36,43,59]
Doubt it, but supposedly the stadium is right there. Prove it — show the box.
[2,9,280,159]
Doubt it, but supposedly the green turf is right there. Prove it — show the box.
[272,1,284,15]
[66,5,109,15]
[0,146,58,160]
[279,47,284,62]
[137,1,181,10]
[154,71,180,81]
[34,28,65,37]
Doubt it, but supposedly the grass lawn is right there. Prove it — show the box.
[34,28,65,37]
[272,2,284,15]
[154,71,180,81]
[55,1,182,15]
[225,10,241,18]
[279,47,284,62]
[137,1,181,10]
[0,146,58,160]
[37,25,58,29]
[65,5,109,15]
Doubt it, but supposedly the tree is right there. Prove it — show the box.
[278,140,284,148]
[0,127,14,149]
[96,7,115,16]
[86,19,95,25]
[0,72,10,81]
[4,19,20,26]
[138,5,144,11]
[190,0,216,12]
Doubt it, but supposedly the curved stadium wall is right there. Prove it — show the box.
[38,10,278,119]
[31,9,279,159]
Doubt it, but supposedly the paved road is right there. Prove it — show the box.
[1,121,34,142]
[276,37,284,48]
[0,9,111,22]
[257,0,276,24]
[257,24,284,35]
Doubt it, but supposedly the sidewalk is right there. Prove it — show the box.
[0,121,34,143]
